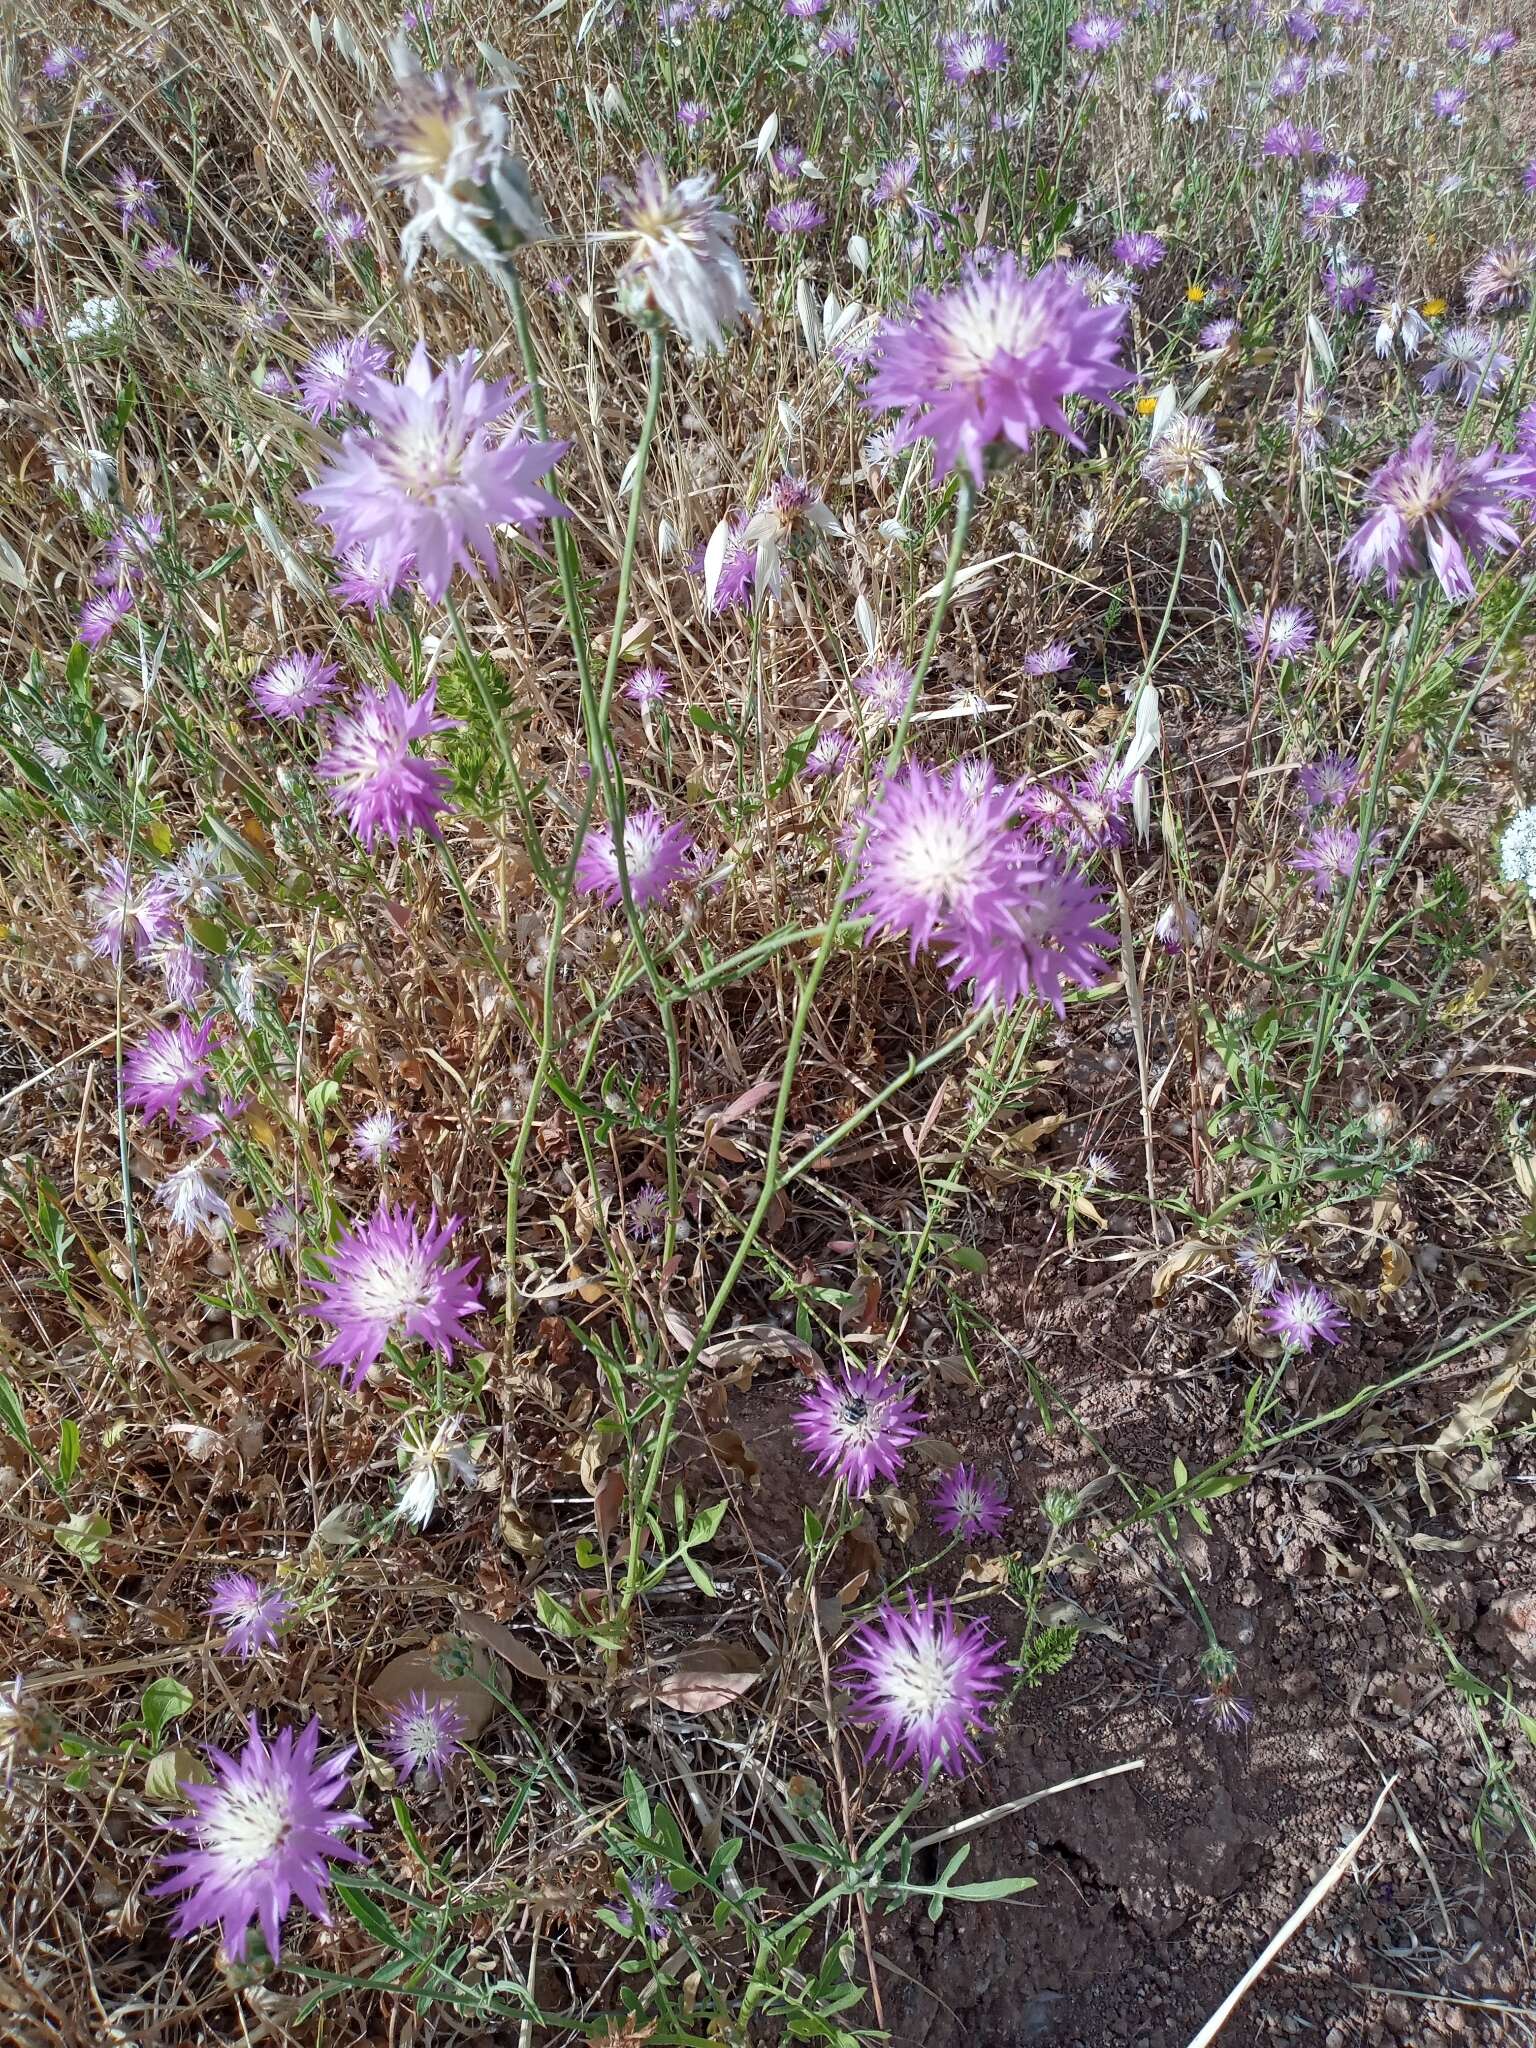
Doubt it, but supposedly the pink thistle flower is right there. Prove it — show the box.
[1262,118,1327,160]
[1431,85,1468,122]
[318,681,457,849]
[1299,170,1368,237]
[1023,640,1075,677]
[43,43,88,80]
[624,663,672,705]
[1154,900,1201,952]
[676,99,711,127]
[1341,425,1531,603]
[89,857,177,963]
[1064,756,1134,851]
[384,1691,467,1784]
[300,342,569,604]
[840,1591,1007,1778]
[1242,603,1315,662]
[208,1575,292,1660]
[804,730,855,778]
[931,1464,1008,1541]
[160,941,208,1008]
[1296,751,1364,808]
[252,649,340,722]
[818,18,857,56]
[1290,820,1382,896]
[690,518,756,612]
[794,1363,922,1496]
[1422,327,1513,406]
[1261,1282,1346,1351]
[298,334,393,422]
[1018,777,1074,834]
[1322,257,1375,314]
[112,166,158,229]
[784,0,826,17]
[939,853,1113,1014]
[351,1109,401,1165]
[1067,13,1126,54]
[78,586,135,648]
[306,1203,482,1390]
[123,1017,217,1127]
[575,806,696,910]
[611,159,755,354]
[331,543,409,612]
[851,762,1022,958]
[625,1182,669,1240]
[854,658,917,724]
[613,1867,677,1938]
[766,198,826,236]
[1524,159,1536,195]
[865,256,1128,487]
[152,1717,366,1960]
[16,304,48,332]
[940,32,1010,85]
[1111,230,1165,271]
[1463,242,1536,320]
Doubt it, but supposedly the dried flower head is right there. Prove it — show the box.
[610,159,755,352]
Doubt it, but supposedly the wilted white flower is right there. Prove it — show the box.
[374,39,547,277]
[156,1160,233,1239]
[394,1413,483,1528]
[1499,805,1536,890]
[609,158,755,354]
[63,294,128,350]
[740,473,841,598]
[1372,299,1429,360]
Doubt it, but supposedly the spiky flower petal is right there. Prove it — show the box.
[1341,425,1532,603]
[1262,1282,1347,1351]
[383,1691,467,1784]
[610,159,755,353]
[794,1364,922,1497]
[318,681,457,848]
[841,1592,1007,1778]
[931,1464,1009,1541]
[575,807,696,910]
[208,1575,292,1659]
[307,1203,482,1390]
[124,1018,217,1127]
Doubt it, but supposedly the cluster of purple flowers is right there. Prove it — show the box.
[1289,742,1381,899]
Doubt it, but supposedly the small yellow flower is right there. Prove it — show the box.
[1424,232,1436,248]
[1186,283,1206,303]
[1136,394,1159,415]
[1422,296,1447,317]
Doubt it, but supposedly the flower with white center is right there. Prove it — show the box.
[157,1161,233,1239]
[1422,327,1513,406]
[152,1717,366,1960]
[841,1592,1007,1778]
[795,1364,923,1496]
[574,806,697,911]
[352,1109,402,1167]
[307,1204,482,1390]
[383,1691,467,1785]
[1142,390,1225,506]
[89,857,177,965]
[1372,300,1429,360]
[393,1412,482,1528]
[207,1575,292,1659]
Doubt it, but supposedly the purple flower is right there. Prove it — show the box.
[1431,85,1468,122]
[1194,1687,1254,1732]
[252,649,340,722]
[352,1108,402,1165]
[261,1199,307,1253]
[78,586,135,648]
[1290,821,1381,896]
[1242,604,1315,662]
[319,681,457,849]
[625,1182,669,1240]
[784,0,826,17]
[112,166,159,229]
[612,160,756,354]
[1322,257,1376,314]
[942,854,1113,1014]
[1023,640,1074,676]
[766,198,825,236]
[89,857,177,963]
[840,1592,1007,1778]
[160,941,208,1008]
[208,1575,291,1660]
[1262,117,1326,160]
[16,304,48,332]
[1341,426,1532,603]
[152,1717,366,1960]
[805,730,855,778]
[613,1867,677,1938]
[851,761,1021,958]
[300,342,569,604]
[1197,316,1238,352]
[1296,751,1364,808]
[865,256,1128,486]
[1262,1282,1347,1351]
[931,1464,1008,1541]
[818,17,857,56]
[298,334,393,422]
[575,807,696,910]
[1111,230,1165,272]
[331,543,409,611]
[795,1364,921,1497]
[124,1018,217,1127]
[1422,327,1513,405]
[941,31,1009,84]
[690,517,756,612]
[1464,242,1536,320]
[42,43,87,80]
[1269,53,1312,95]
[307,1203,483,1390]
[383,1691,467,1784]
[1064,756,1134,851]
[1067,13,1126,54]
[1299,170,1368,237]
[624,663,672,705]
[1524,158,1536,195]
[854,659,917,723]
[676,99,711,127]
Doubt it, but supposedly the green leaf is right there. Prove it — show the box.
[54,1510,109,1563]
[306,1077,341,1122]
[942,1876,1037,1902]
[334,1879,404,1950]
[533,1588,580,1640]
[687,1498,729,1547]
[56,1418,79,1487]
[802,1506,824,1549]
[0,1373,34,1454]
[944,1246,989,1275]
[681,1552,717,1598]
[687,705,732,735]
[140,1676,194,1744]
[1172,1454,1189,1490]
[623,1767,652,1836]
[185,914,228,955]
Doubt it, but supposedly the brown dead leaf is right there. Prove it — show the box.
[458,1611,555,1686]
[959,1551,1016,1589]
[914,1434,964,1472]
[673,1640,762,1677]
[1152,1238,1225,1304]
[1379,1240,1413,1293]
[707,1428,760,1485]
[499,1503,546,1560]
[1012,1113,1065,1153]
[593,1467,625,1544]
[1431,1357,1530,1452]
[877,1490,916,1543]
[638,1668,761,1714]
